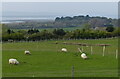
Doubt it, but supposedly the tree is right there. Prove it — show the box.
[83,24,91,30]
[40,30,52,40]
[53,29,66,36]
[106,26,115,32]
[10,33,25,41]
[55,17,60,21]
[28,29,39,34]
[7,29,14,34]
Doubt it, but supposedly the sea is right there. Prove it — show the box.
[0,16,55,24]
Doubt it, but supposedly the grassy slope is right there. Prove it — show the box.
[2,38,118,77]
[0,43,2,78]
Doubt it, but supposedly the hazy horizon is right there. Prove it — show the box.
[2,2,118,19]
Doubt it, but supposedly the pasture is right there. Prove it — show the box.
[2,38,118,77]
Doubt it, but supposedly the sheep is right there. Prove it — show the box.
[25,50,31,55]
[61,48,67,52]
[81,53,88,59]
[78,48,88,59]
[9,58,19,65]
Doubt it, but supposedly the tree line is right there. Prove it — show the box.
[2,26,119,42]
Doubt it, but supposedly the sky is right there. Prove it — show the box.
[2,2,118,19]
[1,0,119,2]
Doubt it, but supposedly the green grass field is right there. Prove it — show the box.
[0,43,2,78]
[2,38,118,77]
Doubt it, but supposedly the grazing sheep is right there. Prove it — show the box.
[9,58,19,65]
[61,48,67,52]
[81,53,88,59]
[25,50,31,55]
[78,48,88,59]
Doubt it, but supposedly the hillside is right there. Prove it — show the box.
[4,15,118,29]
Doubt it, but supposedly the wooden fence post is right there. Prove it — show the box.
[116,49,118,59]
[72,66,74,79]
[91,46,93,55]
[103,46,105,56]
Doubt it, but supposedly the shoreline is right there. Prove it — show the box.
[0,16,55,24]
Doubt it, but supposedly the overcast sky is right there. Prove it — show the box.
[1,0,119,2]
[2,2,118,18]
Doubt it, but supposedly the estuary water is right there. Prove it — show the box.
[0,16,55,24]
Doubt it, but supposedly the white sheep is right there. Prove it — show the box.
[61,48,67,52]
[9,58,19,65]
[81,53,88,59]
[78,48,88,59]
[25,50,31,55]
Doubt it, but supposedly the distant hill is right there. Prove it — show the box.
[4,15,117,29]
[55,15,117,28]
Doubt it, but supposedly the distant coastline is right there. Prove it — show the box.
[0,16,55,24]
